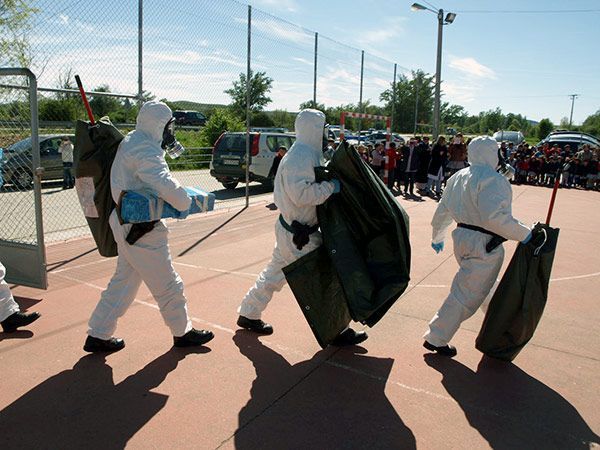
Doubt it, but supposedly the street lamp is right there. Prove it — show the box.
[411,3,456,140]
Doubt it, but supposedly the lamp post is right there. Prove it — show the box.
[411,3,456,140]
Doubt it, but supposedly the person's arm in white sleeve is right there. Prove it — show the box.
[431,198,453,244]
[478,175,530,242]
[136,151,191,212]
[283,161,335,207]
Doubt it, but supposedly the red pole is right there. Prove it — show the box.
[384,118,391,186]
[545,168,561,225]
[75,74,95,125]
[339,112,346,141]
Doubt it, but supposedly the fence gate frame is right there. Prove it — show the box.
[0,68,47,289]
[339,111,392,184]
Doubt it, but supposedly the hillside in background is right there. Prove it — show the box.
[169,100,227,114]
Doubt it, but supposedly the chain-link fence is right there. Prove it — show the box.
[1,0,410,244]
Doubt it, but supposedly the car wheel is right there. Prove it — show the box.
[222,181,239,190]
[14,169,33,189]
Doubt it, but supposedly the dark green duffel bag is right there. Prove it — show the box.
[283,142,411,347]
[74,118,124,257]
[476,223,560,361]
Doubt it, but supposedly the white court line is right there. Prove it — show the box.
[174,261,258,278]
[550,271,600,282]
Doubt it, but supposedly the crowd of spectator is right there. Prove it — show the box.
[507,142,599,190]
[335,133,600,199]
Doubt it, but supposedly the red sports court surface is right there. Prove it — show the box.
[1,185,599,449]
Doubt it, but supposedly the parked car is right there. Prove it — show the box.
[210,131,295,190]
[536,130,600,151]
[173,110,207,126]
[1,134,73,189]
[493,130,525,145]
[363,131,405,147]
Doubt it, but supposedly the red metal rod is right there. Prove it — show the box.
[74,74,95,125]
[545,168,561,225]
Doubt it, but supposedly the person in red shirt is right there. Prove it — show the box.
[386,142,398,190]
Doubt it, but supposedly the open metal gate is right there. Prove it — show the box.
[0,68,47,289]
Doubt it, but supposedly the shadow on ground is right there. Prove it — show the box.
[232,331,416,449]
[0,347,210,449]
[424,354,600,449]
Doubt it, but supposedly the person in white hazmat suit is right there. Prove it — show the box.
[84,101,214,353]
[423,135,532,357]
[236,109,368,346]
[0,262,41,333]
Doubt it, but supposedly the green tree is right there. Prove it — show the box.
[271,109,295,130]
[201,108,244,147]
[441,103,467,128]
[39,98,78,121]
[225,70,273,117]
[88,85,122,118]
[299,100,326,111]
[538,118,554,140]
[0,1,38,66]
[380,70,435,132]
[581,110,600,137]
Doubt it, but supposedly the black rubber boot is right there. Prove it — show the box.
[173,328,214,347]
[237,316,273,335]
[83,335,125,353]
[1,311,41,333]
[423,340,457,357]
[331,328,368,346]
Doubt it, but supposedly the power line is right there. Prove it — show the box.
[456,9,600,14]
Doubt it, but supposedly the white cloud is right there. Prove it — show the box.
[146,50,245,69]
[252,0,298,13]
[251,18,313,46]
[292,57,313,66]
[59,15,69,25]
[356,17,407,46]
[448,56,497,80]
[443,80,480,104]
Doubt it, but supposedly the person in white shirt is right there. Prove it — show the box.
[58,136,74,189]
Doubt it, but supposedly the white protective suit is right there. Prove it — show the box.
[424,136,531,347]
[88,101,193,340]
[238,109,336,319]
[0,262,20,322]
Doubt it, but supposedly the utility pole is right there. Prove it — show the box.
[432,9,443,140]
[569,94,578,127]
[413,77,419,135]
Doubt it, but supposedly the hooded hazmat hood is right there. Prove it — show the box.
[294,109,326,155]
[136,101,173,143]
[467,135,499,170]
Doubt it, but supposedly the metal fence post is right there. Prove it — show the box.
[313,32,318,107]
[137,0,143,107]
[358,50,364,132]
[245,4,251,208]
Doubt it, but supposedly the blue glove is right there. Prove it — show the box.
[331,179,341,194]
[521,230,532,244]
[431,241,444,254]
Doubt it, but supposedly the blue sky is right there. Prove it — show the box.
[27,0,600,125]
[248,0,600,124]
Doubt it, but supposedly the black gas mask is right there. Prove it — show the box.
[161,118,185,159]
[497,147,515,179]
[322,124,330,153]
